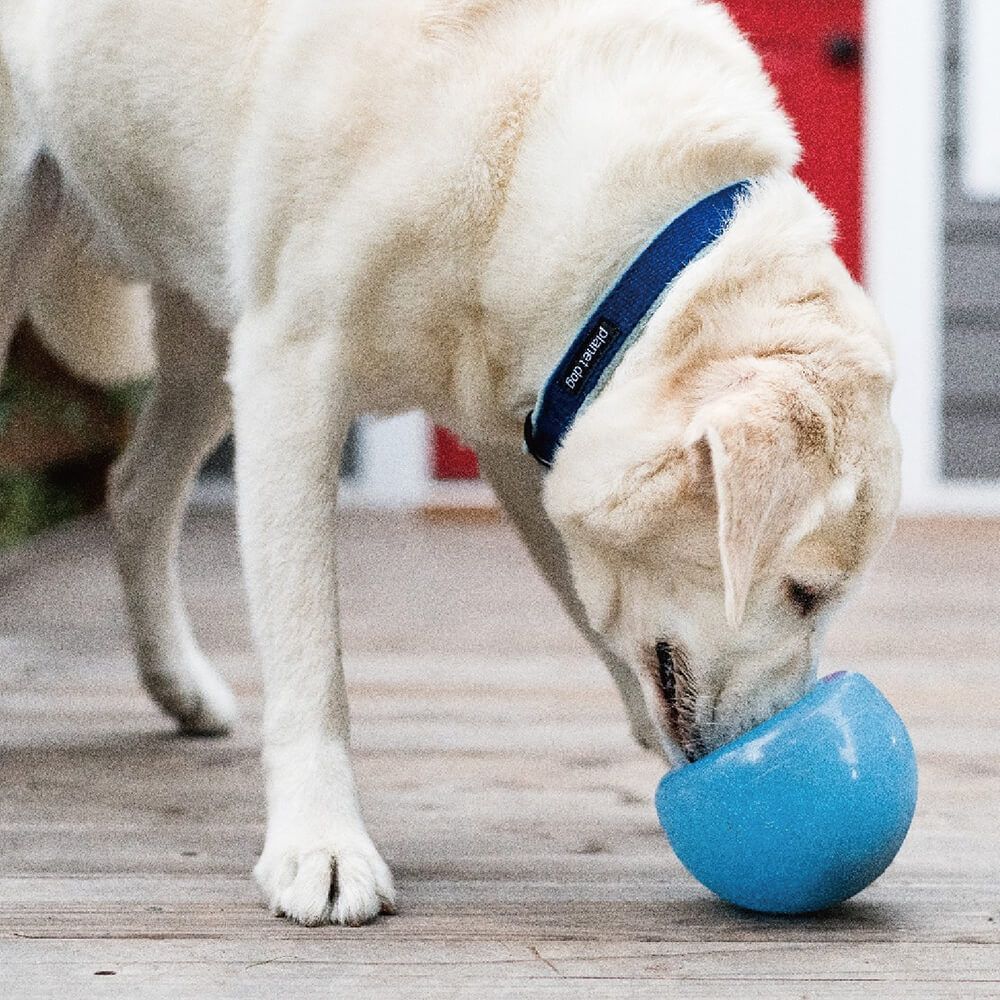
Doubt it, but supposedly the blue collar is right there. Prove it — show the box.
[524,179,752,468]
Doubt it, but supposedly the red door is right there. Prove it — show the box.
[722,0,864,279]
[435,0,864,479]
[434,425,481,480]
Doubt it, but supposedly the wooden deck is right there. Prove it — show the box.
[1,509,998,998]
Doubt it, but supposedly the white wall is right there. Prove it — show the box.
[865,0,947,512]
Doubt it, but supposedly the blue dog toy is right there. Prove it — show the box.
[655,672,918,914]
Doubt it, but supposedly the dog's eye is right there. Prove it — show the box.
[655,641,676,702]
[787,580,823,616]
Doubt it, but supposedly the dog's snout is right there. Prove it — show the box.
[650,645,815,764]
[684,663,816,760]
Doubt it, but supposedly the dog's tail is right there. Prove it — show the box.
[0,56,154,387]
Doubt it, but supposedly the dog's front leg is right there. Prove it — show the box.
[230,321,394,927]
[478,443,665,758]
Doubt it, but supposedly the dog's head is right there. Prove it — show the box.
[543,181,900,764]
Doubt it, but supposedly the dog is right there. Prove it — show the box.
[0,0,901,925]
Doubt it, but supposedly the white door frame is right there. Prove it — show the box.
[867,0,1000,513]
[349,411,432,509]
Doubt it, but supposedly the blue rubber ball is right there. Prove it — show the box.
[655,672,918,914]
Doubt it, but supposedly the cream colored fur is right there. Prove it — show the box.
[0,0,901,926]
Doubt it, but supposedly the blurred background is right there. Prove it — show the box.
[0,0,996,543]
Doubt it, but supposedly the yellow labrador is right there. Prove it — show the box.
[0,0,900,925]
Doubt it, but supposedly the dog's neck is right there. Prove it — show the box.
[523,180,753,468]
[448,165,784,450]
[427,8,801,450]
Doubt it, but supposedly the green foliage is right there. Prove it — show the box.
[106,379,151,416]
[0,365,148,551]
[0,366,92,436]
[0,468,88,550]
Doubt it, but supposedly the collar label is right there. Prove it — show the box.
[558,318,622,395]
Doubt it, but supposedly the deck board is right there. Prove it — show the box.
[1,510,998,997]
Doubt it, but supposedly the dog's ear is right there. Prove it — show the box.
[686,362,835,627]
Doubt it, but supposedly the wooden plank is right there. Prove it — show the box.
[2,969,997,1000]
[4,936,999,977]
[1,879,998,942]
[1,942,998,988]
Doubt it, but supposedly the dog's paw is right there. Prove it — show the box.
[141,651,238,737]
[175,665,238,737]
[254,834,396,926]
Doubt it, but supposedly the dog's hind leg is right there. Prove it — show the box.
[477,442,665,758]
[108,288,236,735]
[0,153,61,376]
